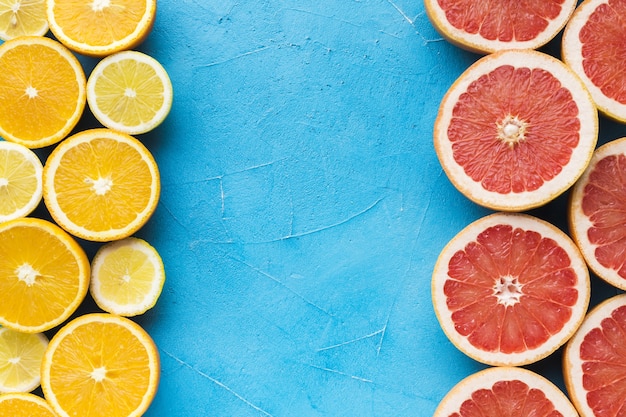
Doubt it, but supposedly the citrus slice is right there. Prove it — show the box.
[0,392,58,416]
[90,237,165,316]
[0,141,43,223]
[434,366,579,416]
[0,328,48,393]
[0,0,48,41]
[432,212,590,366]
[87,50,173,135]
[41,313,160,417]
[562,0,626,123]
[563,293,626,417]
[434,49,598,211]
[0,217,90,333]
[0,36,86,149]
[46,0,156,57]
[424,0,578,54]
[569,137,626,291]
[42,128,161,242]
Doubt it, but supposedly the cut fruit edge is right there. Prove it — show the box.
[0,141,43,223]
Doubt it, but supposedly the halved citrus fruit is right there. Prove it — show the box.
[432,212,590,366]
[0,141,43,223]
[434,366,579,416]
[46,0,156,57]
[569,137,626,291]
[424,0,578,54]
[90,237,165,317]
[434,49,598,211]
[563,293,626,417]
[562,0,626,123]
[0,0,48,41]
[41,313,160,417]
[0,217,90,333]
[0,36,86,149]
[42,128,160,242]
[87,50,173,135]
[0,392,58,416]
[0,328,48,393]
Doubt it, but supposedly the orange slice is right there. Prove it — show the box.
[562,0,626,123]
[434,366,579,416]
[424,0,578,54]
[46,0,156,57]
[86,50,173,135]
[0,0,48,41]
[42,128,160,242]
[90,237,166,316]
[0,36,86,149]
[41,313,160,417]
[569,137,626,291]
[0,328,48,393]
[0,392,58,416]
[432,212,590,366]
[563,293,626,417]
[0,141,43,223]
[434,49,598,211]
[0,217,90,333]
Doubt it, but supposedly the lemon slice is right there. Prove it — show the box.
[0,141,43,223]
[0,328,48,393]
[90,237,165,316]
[0,0,48,41]
[87,50,173,135]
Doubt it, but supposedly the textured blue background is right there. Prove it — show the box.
[40,1,626,416]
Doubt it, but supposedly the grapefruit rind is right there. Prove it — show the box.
[434,49,598,212]
[432,212,590,366]
[424,0,578,54]
[563,293,626,417]
[569,137,626,291]
[562,0,626,123]
[434,366,579,417]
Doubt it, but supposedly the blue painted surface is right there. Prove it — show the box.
[38,0,626,416]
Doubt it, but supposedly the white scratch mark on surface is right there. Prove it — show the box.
[307,363,373,383]
[317,329,384,352]
[386,0,415,25]
[162,350,275,417]
[197,46,271,68]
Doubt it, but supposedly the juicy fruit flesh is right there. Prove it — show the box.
[0,148,39,216]
[0,394,57,416]
[444,224,578,354]
[449,64,580,194]
[98,245,157,306]
[579,305,626,416]
[580,1,626,105]
[449,379,564,417]
[582,153,626,280]
[437,0,565,42]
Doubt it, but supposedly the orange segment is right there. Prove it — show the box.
[0,36,86,149]
[0,217,90,333]
[42,128,160,242]
[0,392,59,416]
[41,313,160,417]
[46,0,156,57]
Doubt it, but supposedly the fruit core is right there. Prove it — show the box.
[16,263,39,286]
[493,275,523,307]
[91,366,107,382]
[497,115,527,147]
[25,86,38,99]
[0,178,8,187]
[88,176,113,196]
[91,0,111,12]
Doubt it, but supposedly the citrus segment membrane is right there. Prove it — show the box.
[424,0,578,54]
[432,212,590,366]
[0,0,48,41]
[434,49,598,211]
[0,392,59,416]
[0,141,43,223]
[569,137,626,291]
[562,0,626,122]
[0,328,48,393]
[434,366,579,417]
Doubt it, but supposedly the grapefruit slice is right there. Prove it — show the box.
[562,0,626,123]
[424,0,578,54]
[432,212,590,366]
[563,294,626,417]
[434,49,598,212]
[569,137,626,291]
[434,366,579,416]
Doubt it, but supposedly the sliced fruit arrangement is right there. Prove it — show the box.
[564,294,626,417]
[434,48,598,212]
[433,366,579,416]
[569,137,626,291]
[432,212,590,366]
[0,141,43,223]
[562,0,626,123]
[424,0,578,54]
[0,0,48,41]
[0,328,48,393]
